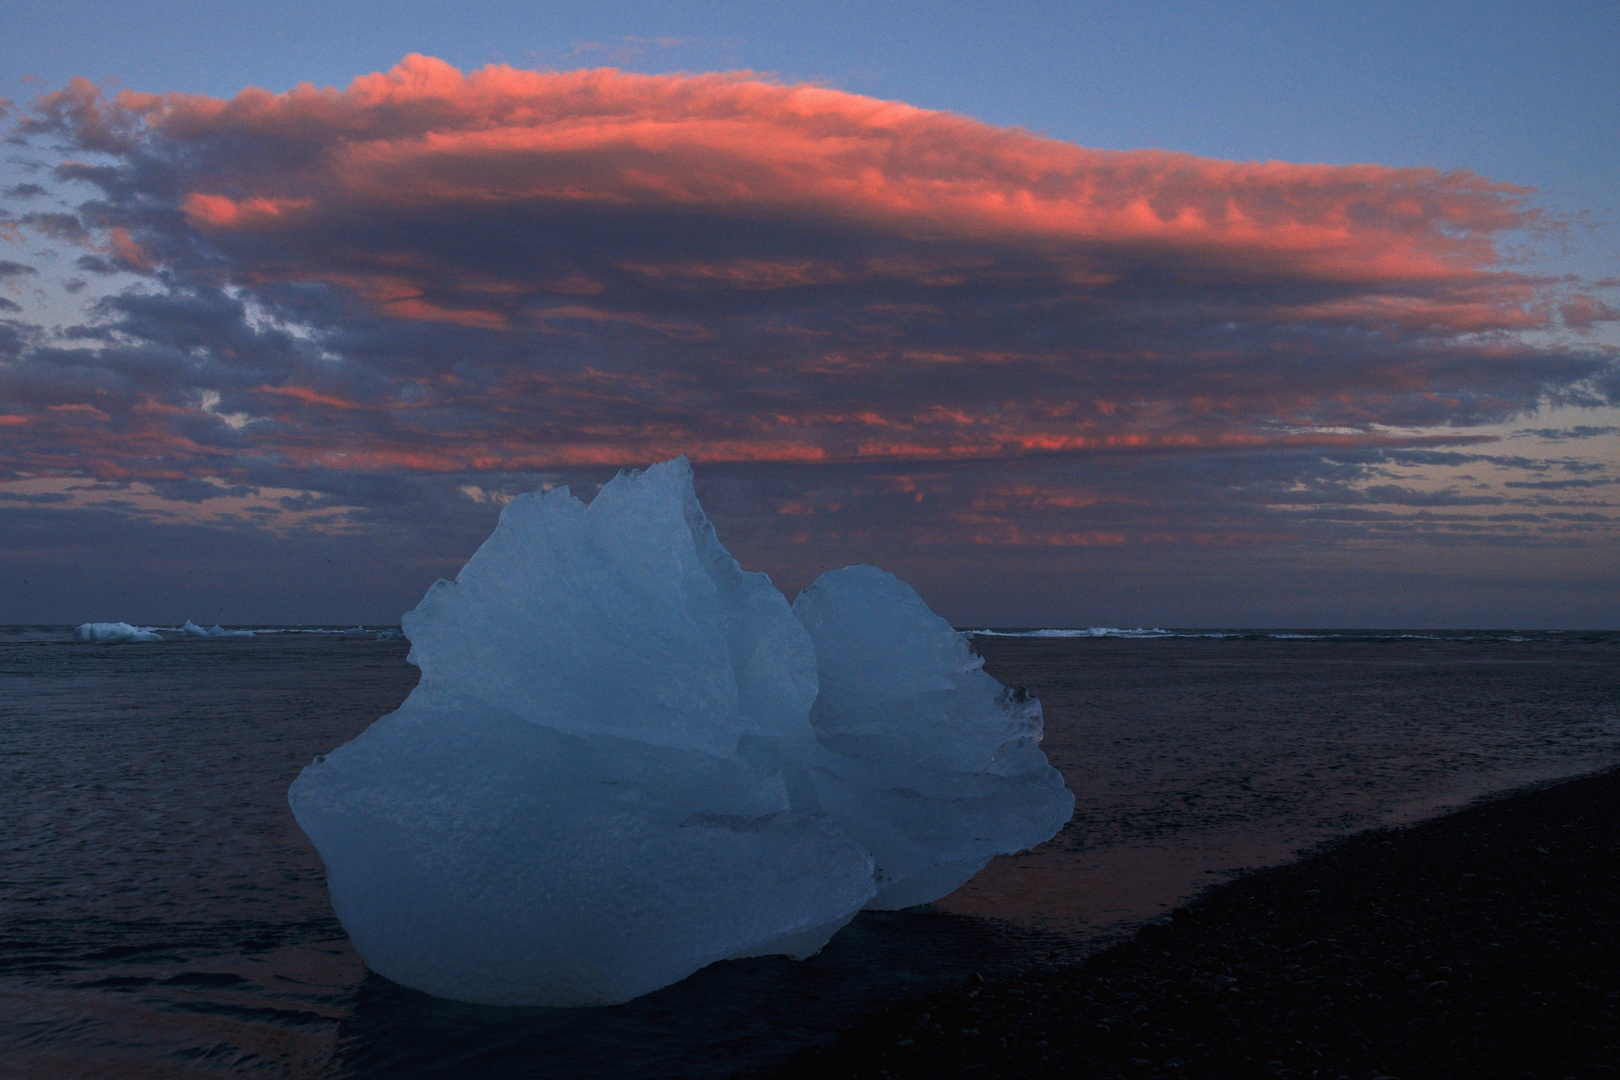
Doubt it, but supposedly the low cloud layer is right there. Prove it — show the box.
[1,56,1616,624]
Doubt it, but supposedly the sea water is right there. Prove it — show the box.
[2,627,1616,1077]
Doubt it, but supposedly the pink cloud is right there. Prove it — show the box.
[2,55,1612,551]
[64,55,1535,306]
[181,193,313,230]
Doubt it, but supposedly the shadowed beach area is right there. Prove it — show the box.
[765,766,1620,1080]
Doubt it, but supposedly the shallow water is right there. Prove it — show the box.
[950,632,1620,938]
[2,627,1616,1077]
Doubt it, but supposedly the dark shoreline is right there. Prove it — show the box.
[764,767,1620,1080]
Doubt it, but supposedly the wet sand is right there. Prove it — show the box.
[765,766,1620,1080]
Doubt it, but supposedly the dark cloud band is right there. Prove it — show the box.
[0,56,1615,624]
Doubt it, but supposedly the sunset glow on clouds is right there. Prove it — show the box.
[1,56,1616,624]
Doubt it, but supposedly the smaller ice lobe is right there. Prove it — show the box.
[74,622,164,643]
[792,568,1073,910]
[289,458,1072,1006]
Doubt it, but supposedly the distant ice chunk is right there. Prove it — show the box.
[73,622,164,643]
[289,457,1071,1007]
[182,620,254,638]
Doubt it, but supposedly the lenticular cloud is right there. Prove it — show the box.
[288,457,1072,1006]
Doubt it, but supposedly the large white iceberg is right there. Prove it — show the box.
[74,621,164,643]
[289,458,1072,1006]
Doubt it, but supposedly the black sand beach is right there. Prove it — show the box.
[767,767,1620,1080]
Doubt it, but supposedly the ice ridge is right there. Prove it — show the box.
[289,457,1072,1006]
[73,622,164,643]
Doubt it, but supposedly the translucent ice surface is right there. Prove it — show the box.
[289,457,1071,1006]
[73,622,164,643]
[793,566,1075,910]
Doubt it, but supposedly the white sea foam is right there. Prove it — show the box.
[968,626,1175,639]
[289,457,1072,1006]
[73,622,165,643]
[181,620,255,638]
[965,628,1531,643]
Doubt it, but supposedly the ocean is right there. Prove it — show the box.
[2,627,1616,1078]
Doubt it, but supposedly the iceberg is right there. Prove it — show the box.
[289,457,1072,1006]
[73,621,164,643]
[182,620,254,638]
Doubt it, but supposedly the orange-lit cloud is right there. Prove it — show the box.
[1,56,1615,609]
[39,55,1552,327]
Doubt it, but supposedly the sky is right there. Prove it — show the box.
[1,2,1616,628]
